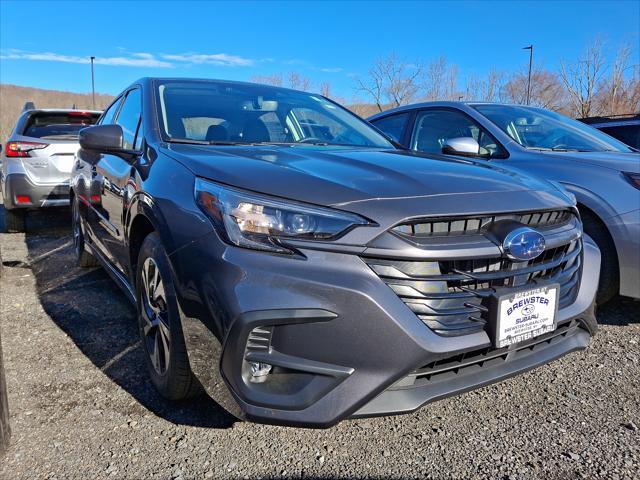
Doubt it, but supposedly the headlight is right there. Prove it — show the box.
[195,178,370,253]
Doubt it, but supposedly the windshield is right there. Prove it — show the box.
[473,104,634,153]
[156,80,393,148]
[23,112,100,139]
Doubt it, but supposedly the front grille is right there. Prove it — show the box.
[392,320,582,389]
[364,230,582,337]
[393,209,573,237]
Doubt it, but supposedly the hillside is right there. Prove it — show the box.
[0,84,114,144]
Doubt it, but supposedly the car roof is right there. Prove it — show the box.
[23,109,103,114]
[129,77,322,96]
[578,114,640,128]
[367,101,540,120]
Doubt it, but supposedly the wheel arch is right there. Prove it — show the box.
[128,211,157,286]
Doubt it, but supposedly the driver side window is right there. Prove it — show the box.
[98,97,123,125]
[411,109,506,158]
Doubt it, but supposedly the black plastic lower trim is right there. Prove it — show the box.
[221,308,353,411]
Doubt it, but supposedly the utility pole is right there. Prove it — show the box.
[90,56,96,110]
[523,45,533,105]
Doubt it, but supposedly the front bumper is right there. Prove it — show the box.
[171,228,600,428]
[1,173,70,209]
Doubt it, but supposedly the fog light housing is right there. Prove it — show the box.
[249,362,272,383]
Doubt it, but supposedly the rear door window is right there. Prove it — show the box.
[411,109,507,158]
[23,112,100,139]
[371,113,411,143]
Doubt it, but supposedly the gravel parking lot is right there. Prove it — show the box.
[0,204,638,480]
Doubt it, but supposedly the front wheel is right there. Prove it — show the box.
[580,209,619,305]
[136,233,200,400]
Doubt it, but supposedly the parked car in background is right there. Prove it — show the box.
[1,108,101,232]
[71,78,599,427]
[369,102,640,304]
[578,114,640,150]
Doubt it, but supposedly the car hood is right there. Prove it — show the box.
[541,150,640,173]
[162,144,570,207]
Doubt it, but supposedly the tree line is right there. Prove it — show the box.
[1,37,637,143]
[253,38,639,119]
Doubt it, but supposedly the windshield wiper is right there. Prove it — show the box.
[167,138,252,146]
[167,138,210,145]
[525,146,596,153]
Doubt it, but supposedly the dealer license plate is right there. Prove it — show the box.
[494,284,559,348]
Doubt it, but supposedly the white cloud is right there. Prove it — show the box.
[0,49,335,73]
[161,53,255,66]
[0,49,173,68]
[319,67,343,73]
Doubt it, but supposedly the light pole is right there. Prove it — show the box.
[523,45,533,105]
[90,56,96,110]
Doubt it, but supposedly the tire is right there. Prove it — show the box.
[580,208,619,305]
[136,232,200,400]
[4,209,25,233]
[72,197,99,268]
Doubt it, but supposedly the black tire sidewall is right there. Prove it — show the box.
[4,208,25,233]
[581,210,619,304]
[72,197,84,261]
[136,233,191,399]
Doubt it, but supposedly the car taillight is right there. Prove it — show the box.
[4,141,48,158]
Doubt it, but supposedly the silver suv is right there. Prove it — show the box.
[369,102,640,304]
[1,108,101,231]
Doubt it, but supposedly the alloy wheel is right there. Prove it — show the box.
[140,257,171,375]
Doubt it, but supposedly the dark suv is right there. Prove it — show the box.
[578,114,640,149]
[71,78,598,427]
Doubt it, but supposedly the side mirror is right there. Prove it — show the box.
[79,124,125,152]
[442,137,480,157]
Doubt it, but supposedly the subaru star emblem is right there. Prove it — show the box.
[502,227,546,261]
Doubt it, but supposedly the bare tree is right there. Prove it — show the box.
[250,74,283,87]
[319,81,332,98]
[465,69,505,102]
[355,53,423,112]
[287,71,311,91]
[250,72,311,91]
[423,56,460,101]
[502,69,566,110]
[595,43,640,115]
[560,38,607,117]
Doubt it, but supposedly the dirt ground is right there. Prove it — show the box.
[0,205,638,479]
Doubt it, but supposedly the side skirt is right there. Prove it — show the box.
[85,240,137,305]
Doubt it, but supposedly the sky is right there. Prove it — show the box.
[1,0,638,100]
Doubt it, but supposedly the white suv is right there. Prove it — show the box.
[1,108,101,231]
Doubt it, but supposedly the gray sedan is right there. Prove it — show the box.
[369,102,640,304]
